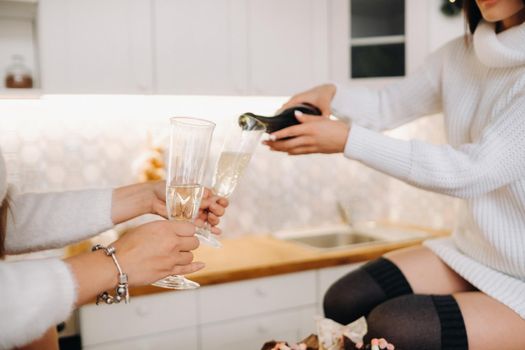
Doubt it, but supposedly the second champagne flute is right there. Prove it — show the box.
[153,117,215,290]
[196,115,265,247]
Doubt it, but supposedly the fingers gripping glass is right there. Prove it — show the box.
[152,117,215,290]
[196,115,265,248]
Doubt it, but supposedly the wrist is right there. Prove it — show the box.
[111,183,154,224]
[321,83,337,101]
[91,244,130,304]
[339,121,352,153]
[64,250,117,307]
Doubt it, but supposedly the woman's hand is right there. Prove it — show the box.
[111,182,229,234]
[112,220,202,285]
[264,113,350,155]
[150,182,228,235]
[195,188,229,235]
[111,182,164,224]
[66,220,203,306]
[279,84,337,117]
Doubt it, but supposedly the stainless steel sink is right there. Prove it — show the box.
[274,223,430,251]
[286,231,381,249]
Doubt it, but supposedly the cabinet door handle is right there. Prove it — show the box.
[254,287,268,298]
[256,324,269,334]
[135,305,150,317]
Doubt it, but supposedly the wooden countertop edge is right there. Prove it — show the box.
[130,238,427,297]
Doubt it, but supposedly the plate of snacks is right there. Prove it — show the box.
[261,317,395,350]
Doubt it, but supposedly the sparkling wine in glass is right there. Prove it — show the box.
[153,117,215,290]
[196,115,265,248]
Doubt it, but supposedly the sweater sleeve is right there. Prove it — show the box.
[343,92,525,199]
[331,43,448,131]
[5,188,114,254]
[0,259,76,349]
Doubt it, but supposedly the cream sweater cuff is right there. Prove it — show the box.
[0,259,76,349]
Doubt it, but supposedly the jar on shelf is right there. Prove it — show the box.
[4,54,33,89]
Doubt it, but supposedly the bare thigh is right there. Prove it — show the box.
[384,245,475,294]
[455,292,525,349]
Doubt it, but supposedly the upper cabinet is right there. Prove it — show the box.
[34,0,463,95]
[0,0,40,92]
[154,0,328,96]
[39,0,154,93]
[154,0,243,95]
[349,0,406,78]
[330,0,463,87]
[245,0,328,96]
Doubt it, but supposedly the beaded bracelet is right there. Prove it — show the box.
[91,244,130,305]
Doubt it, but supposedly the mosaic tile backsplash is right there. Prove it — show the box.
[0,95,457,237]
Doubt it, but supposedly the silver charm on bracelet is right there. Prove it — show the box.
[92,244,130,305]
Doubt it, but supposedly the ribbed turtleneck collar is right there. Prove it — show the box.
[474,20,525,68]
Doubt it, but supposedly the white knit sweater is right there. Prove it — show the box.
[333,20,525,318]
[0,152,113,349]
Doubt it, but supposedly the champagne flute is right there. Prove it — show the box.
[196,115,265,248]
[153,117,215,290]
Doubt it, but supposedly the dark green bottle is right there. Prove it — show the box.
[238,103,322,134]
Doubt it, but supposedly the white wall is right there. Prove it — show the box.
[428,0,464,52]
[0,94,457,236]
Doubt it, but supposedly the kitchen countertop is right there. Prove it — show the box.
[132,225,449,297]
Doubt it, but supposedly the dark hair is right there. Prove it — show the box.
[463,0,482,34]
[464,0,525,33]
[0,197,9,259]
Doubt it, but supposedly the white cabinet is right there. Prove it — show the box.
[83,328,198,350]
[0,1,40,90]
[245,0,329,95]
[198,270,316,323]
[329,0,425,85]
[201,307,316,350]
[198,271,317,350]
[154,0,246,95]
[80,291,198,347]
[37,0,331,95]
[38,0,154,93]
[329,0,463,87]
[37,1,463,95]
[80,270,319,349]
[154,0,329,96]
[79,267,370,349]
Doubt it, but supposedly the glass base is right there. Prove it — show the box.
[152,275,200,290]
[196,228,223,248]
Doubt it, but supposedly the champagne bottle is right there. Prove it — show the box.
[238,103,322,134]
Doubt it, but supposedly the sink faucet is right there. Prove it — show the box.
[337,201,353,228]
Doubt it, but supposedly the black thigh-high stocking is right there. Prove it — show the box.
[323,257,413,324]
[364,294,468,350]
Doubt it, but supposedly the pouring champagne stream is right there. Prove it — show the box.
[196,115,266,248]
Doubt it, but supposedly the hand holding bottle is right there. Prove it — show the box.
[264,111,350,155]
[278,84,337,118]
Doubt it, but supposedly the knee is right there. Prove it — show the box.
[323,277,349,324]
[365,295,438,348]
[322,267,379,325]
[366,297,404,341]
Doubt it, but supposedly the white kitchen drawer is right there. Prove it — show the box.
[201,306,317,350]
[80,291,198,346]
[198,271,316,324]
[83,327,198,350]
